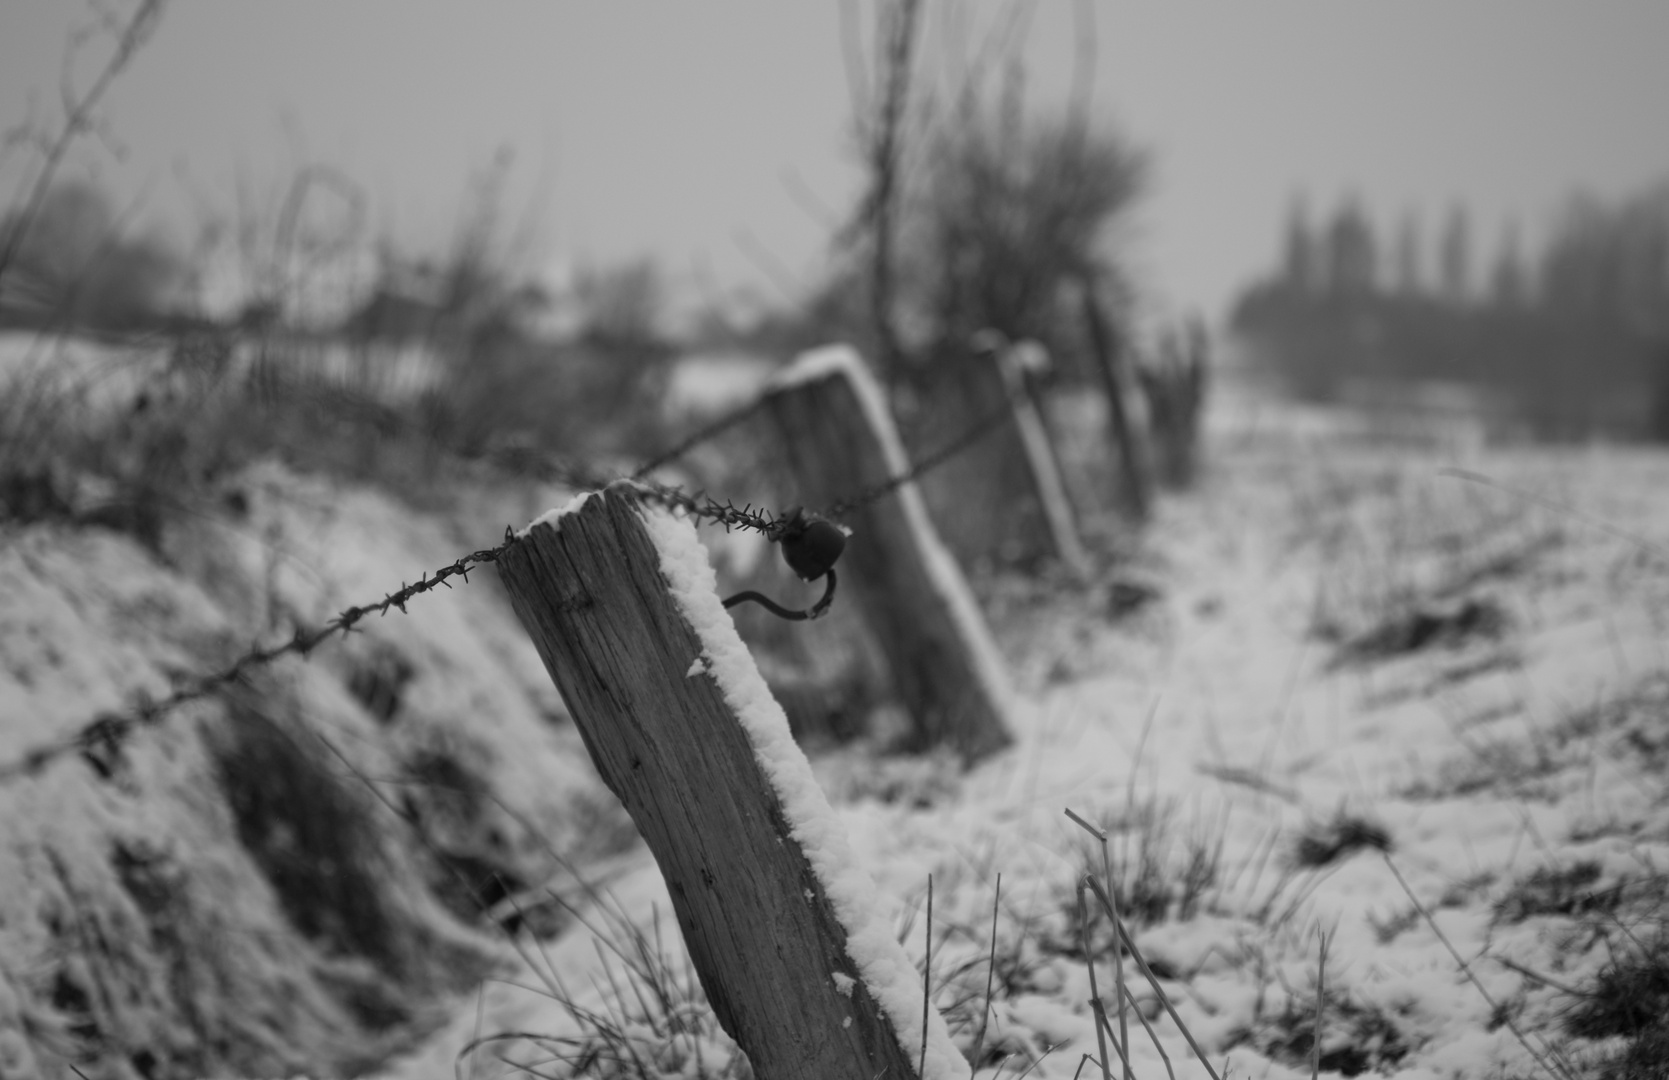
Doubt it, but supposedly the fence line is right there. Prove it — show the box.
[0,372,1030,783]
[766,348,1015,761]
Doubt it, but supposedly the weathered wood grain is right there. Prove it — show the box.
[767,354,1014,763]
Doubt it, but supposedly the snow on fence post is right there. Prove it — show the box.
[1079,277,1153,523]
[972,332,1091,577]
[766,345,1014,763]
[496,482,966,1080]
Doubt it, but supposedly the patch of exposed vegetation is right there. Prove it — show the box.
[1053,797,1226,959]
[1290,813,1394,869]
[1493,861,1627,924]
[1555,673,1669,771]
[1232,985,1414,1078]
[209,685,403,968]
[1565,926,1669,1080]
[1405,673,1669,803]
[1337,595,1510,664]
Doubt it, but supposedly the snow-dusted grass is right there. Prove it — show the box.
[0,328,594,549]
[0,459,626,1078]
[458,894,748,1080]
[5,365,1667,1079]
[398,408,1669,1080]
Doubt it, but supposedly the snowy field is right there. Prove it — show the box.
[2,376,1666,1079]
[380,409,1669,1079]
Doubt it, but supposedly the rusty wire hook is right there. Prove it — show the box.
[721,568,838,621]
[720,507,846,621]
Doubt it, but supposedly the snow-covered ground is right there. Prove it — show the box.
[0,460,633,1078]
[378,402,1669,1079]
[3,375,1666,1079]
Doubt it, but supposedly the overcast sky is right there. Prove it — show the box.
[3,1,1667,326]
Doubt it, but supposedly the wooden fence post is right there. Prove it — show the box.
[1080,278,1154,522]
[974,332,1090,576]
[496,482,965,1080]
[906,337,1086,573]
[1138,317,1210,489]
[766,345,1014,763]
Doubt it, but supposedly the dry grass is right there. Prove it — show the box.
[460,896,748,1080]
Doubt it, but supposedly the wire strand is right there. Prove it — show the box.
[820,400,1014,519]
[1,384,1020,781]
[0,540,517,781]
[629,389,781,481]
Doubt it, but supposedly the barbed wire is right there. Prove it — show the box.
[0,541,514,782]
[820,400,1015,520]
[485,449,787,538]
[0,373,1022,782]
[0,478,798,781]
[623,372,1019,524]
[628,388,782,482]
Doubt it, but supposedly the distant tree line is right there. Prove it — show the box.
[1230,184,1669,440]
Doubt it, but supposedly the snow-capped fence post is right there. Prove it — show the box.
[496,481,963,1080]
[972,332,1090,576]
[1079,278,1153,523]
[765,345,1014,763]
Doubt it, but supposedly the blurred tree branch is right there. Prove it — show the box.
[0,0,167,290]
[843,0,923,386]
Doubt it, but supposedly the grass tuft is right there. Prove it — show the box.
[1493,861,1630,925]
[1560,904,1669,1079]
[1243,986,1410,1078]
[1062,798,1225,935]
[1290,812,1393,870]
[209,682,401,970]
[1336,596,1509,664]
[463,897,748,1080]
[1565,931,1669,1042]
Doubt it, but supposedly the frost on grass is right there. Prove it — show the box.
[641,500,968,1080]
[0,463,614,1080]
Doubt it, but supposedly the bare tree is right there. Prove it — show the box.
[841,0,925,385]
[829,1,1145,384]
[911,109,1146,356]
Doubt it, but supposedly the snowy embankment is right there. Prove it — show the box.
[391,423,1669,1080]
[3,368,1665,1078]
[0,461,628,1078]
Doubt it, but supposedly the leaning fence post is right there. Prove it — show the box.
[765,345,1014,763]
[496,482,965,1080]
[1080,277,1153,523]
[972,332,1091,576]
